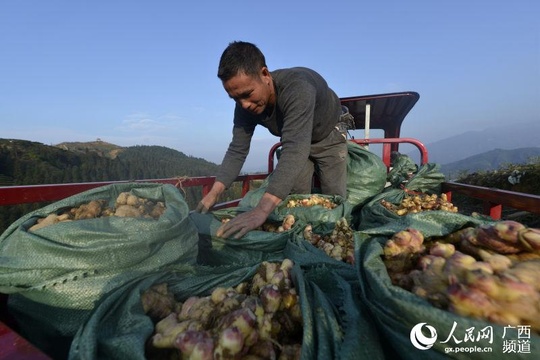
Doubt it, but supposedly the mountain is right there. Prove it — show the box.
[441,147,540,179]
[0,138,221,232]
[56,140,124,158]
[56,140,220,178]
[408,120,540,165]
[0,139,219,185]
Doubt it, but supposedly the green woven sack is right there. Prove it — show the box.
[359,210,492,237]
[238,142,388,222]
[189,209,292,266]
[1,182,199,358]
[0,182,198,309]
[345,141,387,209]
[355,212,539,359]
[356,163,447,230]
[386,153,418,188]
[68,259,381,360]
[238,179,351,224]
[275,194,351,224]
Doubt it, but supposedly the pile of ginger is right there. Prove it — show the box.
[29,192,166,231]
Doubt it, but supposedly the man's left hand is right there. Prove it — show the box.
[216,208,268,239]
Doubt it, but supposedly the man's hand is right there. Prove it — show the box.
[195,197,213,214]
[216,192,282,239]
[195,202,209,214]
[216,207,268,239]
[194,181,226,214]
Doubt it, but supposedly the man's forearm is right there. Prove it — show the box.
[198,181,226,212]
[209,181,226,196]
[255,192,283,216]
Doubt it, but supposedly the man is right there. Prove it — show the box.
[197,41,349,239]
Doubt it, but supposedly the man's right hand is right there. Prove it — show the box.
[195,193,218,214]
[195,201,210,214]
[194,181,226,213]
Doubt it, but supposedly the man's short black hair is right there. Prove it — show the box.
[217,41,267,82]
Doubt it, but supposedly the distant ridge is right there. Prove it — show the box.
[441,147,540,179]
[56,139,124,158]
[0,138,219,186]
[408,120,540,165]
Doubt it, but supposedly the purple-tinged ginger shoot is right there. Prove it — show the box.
[190,337,215,360]
[384,228,425,257]
[174,330,212,356]
[518,227,540,253]
[259,284,282,313]
[447,283,499,319]
[489,220,526,242]
[502,259,540,291]
[429,242,455,258]
[216,327,244,356]
[477,249,512,273]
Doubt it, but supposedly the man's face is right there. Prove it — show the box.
[222,68,274,115]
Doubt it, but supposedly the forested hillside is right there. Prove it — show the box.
[0,139,221,232]
[116,145,219,179]
[0,139,219,185]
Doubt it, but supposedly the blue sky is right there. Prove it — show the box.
[1,0,539,172]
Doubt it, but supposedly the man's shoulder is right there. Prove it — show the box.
[272,67,325,89]
[272,67,318,77]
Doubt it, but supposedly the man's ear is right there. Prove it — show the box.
[260,67,272,82]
